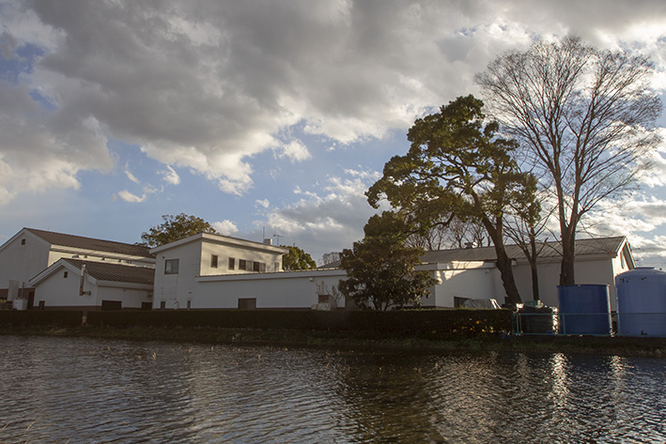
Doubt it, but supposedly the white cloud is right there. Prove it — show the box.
[259,169,384,262]
[275,139,311,163]
[116,190,146,203]
[124,168,141,185]
[213,220,239,236]
[255,199,270,209]
[160,165,180,185]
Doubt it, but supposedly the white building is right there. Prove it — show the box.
[0,228,154,309]
[29,258,154,311]
[1,226,636,311]
[419,236,634,310]
[151,233,298,309]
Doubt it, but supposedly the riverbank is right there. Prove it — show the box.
[2,324,665,357]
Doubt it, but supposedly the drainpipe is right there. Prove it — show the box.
[80,264,92,296]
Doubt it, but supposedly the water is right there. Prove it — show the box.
[0,336,664,443]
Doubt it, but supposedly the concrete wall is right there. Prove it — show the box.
[421,262,504,307]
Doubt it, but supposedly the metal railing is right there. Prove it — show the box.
[512,311,666,337]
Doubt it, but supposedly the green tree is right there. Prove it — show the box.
[476,36,662,285]
[282,245,317,271]
[338,212,437,311]
[140,213,217,247]
[367,95,538,306]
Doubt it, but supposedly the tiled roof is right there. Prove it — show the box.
[26,228,153,258]
[421,236,627,264]
[62,259,154,285]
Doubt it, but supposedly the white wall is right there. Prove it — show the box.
[33,266,152,309]
[0,231,51,289]
[421,262,504,308]
[171,269,346,310]
[33,266,97,308]
[153,241,202,309]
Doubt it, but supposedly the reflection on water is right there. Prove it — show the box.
[0,335,664,443]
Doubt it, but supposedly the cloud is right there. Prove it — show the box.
[1,0,661,204]
[213,219,239,236]
[275,139,311,163]
[116,190,146,203]
[160,165,180,186]
[258,168,385,262]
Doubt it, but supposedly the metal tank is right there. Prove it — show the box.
[557,284,612,335]
[615,267,666,337]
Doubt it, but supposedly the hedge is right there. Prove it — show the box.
[85,309,512,338]
[0,310,84,327]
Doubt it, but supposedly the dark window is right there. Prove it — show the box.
[63,271,68,278]
[20,239,26,245]
[253,262,266,272]
[238,298,256,310]
[165,259,179,275]
[101,300,122,311]
[187,300,191,310]
[228,257,235,270]
[160,301,166,309]
[239,259,247,271]
[211,255,218,268]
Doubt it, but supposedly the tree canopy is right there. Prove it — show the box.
[367,95,538,305]
[476,36,662,285]
[140,213,217,248]
[282,245,317,271]
[338,212,436,311]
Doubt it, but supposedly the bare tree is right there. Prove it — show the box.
[406,218,490,251]
[476,37,662,285]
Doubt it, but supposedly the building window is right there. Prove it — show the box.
[160,301,166,309]
[20,239,26,245]
[211,254,218,268]
[238,298,256,310]
[187,300,191,310]
[63,271,68,278]
[239,259,247,271]
[253,262,266,273]
[164,259,179,275]
[274,262,280,272]
[228,257,235,270]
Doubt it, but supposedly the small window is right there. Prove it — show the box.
[187,300,191,310]
[164,259,179,275]
[239,259,247,271]
[228,257,235,270]
[20,239,26,245]
[160,301,166,309]
[211,255,218,268]
[238,298,256,310]
[274,262,280,272]
[63,271,68,278]
[253,262,266,273]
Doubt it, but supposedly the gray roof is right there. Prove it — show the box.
[62,258,154,285]
[322,236,628,268]
[421,236,628,264]
[26,228,153,258]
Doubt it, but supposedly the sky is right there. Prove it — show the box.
[1,0,666,266]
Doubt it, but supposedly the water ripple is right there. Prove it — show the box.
[1,336,665,443]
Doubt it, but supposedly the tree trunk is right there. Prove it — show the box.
[529,232,539,301]
[559,226,576,286]
[483,219,522,306]
[530,261,540,301]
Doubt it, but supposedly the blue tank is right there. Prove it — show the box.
[615,267,666,337]
[557,284,611,335]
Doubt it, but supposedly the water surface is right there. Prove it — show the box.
[1,335,664,443]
